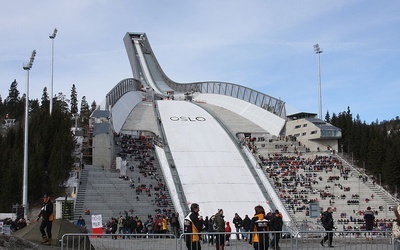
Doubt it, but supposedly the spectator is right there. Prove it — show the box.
[208,215,215,245]
[364,206,375,240]
[76,216,86,227]
[249,205,269,250]
[161,215,169,235]
[170,212,180,237]
[183,203,202,250]
[270,210,283,249]
[118,216,126,238]
[392,205,400,249]
[232,213,243,240]
[242,214,251,241]
[37,194,54,246]
[320,207,334,247]
[225,221,232,246]
[214,209,225,250]
[15,218,27,231]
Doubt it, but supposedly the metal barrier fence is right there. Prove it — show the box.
[61,230,397,250]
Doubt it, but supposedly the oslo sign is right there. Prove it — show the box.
[170,116,206,122]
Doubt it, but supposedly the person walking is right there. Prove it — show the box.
[232,213,243,240]
[184,203,203,250]
[214,209,225,250]
[249,205,270,250]
[321,207,334,247]
[37,194,54,246]
[270,210,283,250]
[364,206,375,240]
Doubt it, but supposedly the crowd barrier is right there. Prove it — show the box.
[61,230,397,250]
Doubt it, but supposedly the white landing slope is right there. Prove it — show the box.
[157,100,271,221]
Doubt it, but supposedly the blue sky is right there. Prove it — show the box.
[0,1,399,123]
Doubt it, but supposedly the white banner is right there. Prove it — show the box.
[91,214,102,229]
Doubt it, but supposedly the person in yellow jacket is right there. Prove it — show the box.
[249,205,270,250]
[184,203,203,250]
[162,215,169,235]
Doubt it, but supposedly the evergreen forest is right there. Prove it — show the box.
[0,80,94,212]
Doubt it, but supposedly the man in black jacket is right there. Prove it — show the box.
[232,213,243,240]
[270,210,283,249]
[184,203,203,250]
[320,207,334,247]
[37,194,54,245]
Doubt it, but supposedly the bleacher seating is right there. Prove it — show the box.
[74,134,176,231]
[248,137,397,231]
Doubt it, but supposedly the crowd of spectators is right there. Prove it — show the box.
[243,136,393,232]
[103,210,181,238]
[112,134,176,233]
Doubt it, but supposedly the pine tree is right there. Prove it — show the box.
[325,111,331,123]
[80,96,90,127]
[91,100,97,112]
[70,84,78,114]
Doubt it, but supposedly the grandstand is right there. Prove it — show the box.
[74,32,398,234]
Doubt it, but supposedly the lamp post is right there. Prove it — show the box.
[49,28,57,114]
[22,49,36,220]
[313,44,323,119]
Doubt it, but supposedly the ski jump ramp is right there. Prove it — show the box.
[157,100,271,222]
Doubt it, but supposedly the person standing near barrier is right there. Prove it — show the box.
[242,214,251,241]
[392,205,400,250]
[364,206,375,240]
[320,207,334,247]
[249,205,269,250]
[184,203,203,250]
[37,194,54,246]
[225,221,232,246]
[214,209,225,250]
[170,212,179,237]
[233,213,243,240]
[270,210,283,250]
[208,215,216,245]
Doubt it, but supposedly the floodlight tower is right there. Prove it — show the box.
[49,28,58,114]
[313,44,323,119]
[22,49,36,220]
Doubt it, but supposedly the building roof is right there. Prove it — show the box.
[91,110,110,118]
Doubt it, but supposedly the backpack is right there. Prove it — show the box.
[255,219,269,232]
[255,218,269,245]
[213,220,219,231]
[183,216,192,234]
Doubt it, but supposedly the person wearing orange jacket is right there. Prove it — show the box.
[184,203,203,250]
[249,205,270,250]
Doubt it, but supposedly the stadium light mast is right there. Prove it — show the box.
[49,28,58,114]
[313,44,323,119]
[22,49,36,220]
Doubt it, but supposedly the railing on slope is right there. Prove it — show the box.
[123,32,287,119]
[105,78,142,109]
[153,101,190,217]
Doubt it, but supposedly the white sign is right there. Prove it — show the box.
[91,214,102,229]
